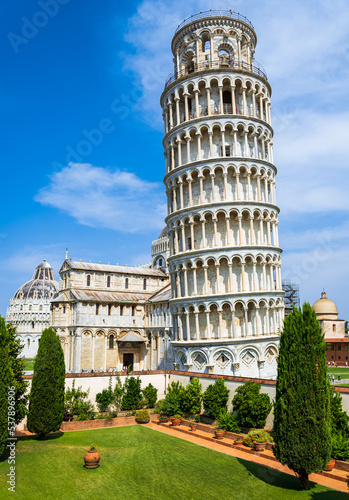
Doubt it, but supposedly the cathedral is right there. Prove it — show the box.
[8,11,285,378]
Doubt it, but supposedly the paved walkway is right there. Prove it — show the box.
[146,421,348,494]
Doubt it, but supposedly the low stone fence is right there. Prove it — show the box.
[60,415,136,431]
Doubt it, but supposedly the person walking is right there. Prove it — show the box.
[332,375,335,384]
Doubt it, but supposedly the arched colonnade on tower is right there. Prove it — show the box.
[171,297,284,341]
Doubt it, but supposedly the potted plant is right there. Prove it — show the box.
[135,409,150,424]
[84,445,100,469]
[234,437,243,446]
[214,428,225,440]
[158,415,169,424]
[171,414,182,426]
[189,422,197,431]
[253,437,267,452]
[326,458,336,471]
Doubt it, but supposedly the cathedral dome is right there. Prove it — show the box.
[13,260,59,300]
[158,226,168,239]
[312,291,338,318]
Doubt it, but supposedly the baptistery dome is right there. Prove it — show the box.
[6,260,59,358]
[13,260,58,300]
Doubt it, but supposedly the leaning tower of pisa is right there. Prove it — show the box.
[161,11,284,379]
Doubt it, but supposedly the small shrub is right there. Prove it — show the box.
[243,429,273,448]
[153,399,165,414]
[232,381,272,429]
[142,383,158,408]
[330,391,349,437]
[331,433,349,461]
[96,389,113,412]
[173,414,182,419]
[203,379,229,419]
[113,373,125,411]
[162,389,183,416]
[75,413,89,421]
[64,380,94,421]
[217,411,240,433]
[135,409,150,423]
[181,378,202,415]
[122,377,142,410]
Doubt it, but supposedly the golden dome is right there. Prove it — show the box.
[312,291,338,317]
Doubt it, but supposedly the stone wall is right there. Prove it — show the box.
[18,371,349,432]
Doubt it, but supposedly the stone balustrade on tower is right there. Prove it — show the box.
[160,11,284,378]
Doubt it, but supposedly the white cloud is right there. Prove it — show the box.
[35,163,166,233]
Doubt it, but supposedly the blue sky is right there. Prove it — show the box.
[1,0,349,319]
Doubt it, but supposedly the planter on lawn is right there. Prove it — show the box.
[84,446,100,469]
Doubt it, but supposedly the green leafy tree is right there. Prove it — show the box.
[27,328,65,438]
[5,322,29,424]
[0,318,12,456]
[203,379,229,419]
[274,303,332,489]
[142,383,158,408]
[232,381,272,428]
[64,380,93,421]
[121,376,142,410]
[181,378,202,415]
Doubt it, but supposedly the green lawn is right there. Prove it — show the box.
[22,358,34,371]
[0,426,346,500]
[327,367,349,381]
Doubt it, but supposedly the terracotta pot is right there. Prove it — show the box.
[254,441,266,452]
[326,459,336,471]
[214,429,225,440]
[234,439,243,446]
[189,424,197,431]
[158,417,169,424]
[84,449,100,469]
[171,418,181,426]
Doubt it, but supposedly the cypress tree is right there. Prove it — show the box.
[274,303,331,489]
[0,318,12,456]
[27,328,65,438]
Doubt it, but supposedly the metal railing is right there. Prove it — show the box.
[164,58,267,89]
[174,10,254,34]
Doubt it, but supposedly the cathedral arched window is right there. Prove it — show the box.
[125,278,129,289]
[27,338,30,347]
[109,335,114,349]
[143,279,147,290]
[87,275,91,287]
[107,276,111,288]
